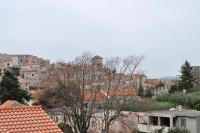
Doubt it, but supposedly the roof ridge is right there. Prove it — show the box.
[0,105,42,110]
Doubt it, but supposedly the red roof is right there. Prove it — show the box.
[106,88,136,96]
[84,91,105,101]
[0,106,63,133]
[84,88,136,101]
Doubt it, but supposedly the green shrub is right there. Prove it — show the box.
[192,103,200,111]
[153,101,175,111]
[167,128,190,133]
[123,99,175,112]
[156,91,200,108]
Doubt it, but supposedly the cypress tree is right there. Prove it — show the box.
[0,70,31,104]
[137,78,144,97]
[178,60,195,92]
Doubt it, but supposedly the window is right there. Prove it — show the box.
[150,116,158,126]
[181,118,186,128]
[53,116,59,123]
[91,121,96,128]
[160,117,170,127]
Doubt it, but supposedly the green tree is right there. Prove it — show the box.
[137,80,144,97]
[178,61,195,92]
[169,84,178,93]
[0,70,31,104]
[10,67,20,76]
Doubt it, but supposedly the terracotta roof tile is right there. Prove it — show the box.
[18,77,29,84]
[106,88,136,96]
[84,91,105,101]
[0,106,63,133]
[84,88,136,101]
[21,68,36,72]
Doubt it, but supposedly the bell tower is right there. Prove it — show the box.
[91,55,103,88]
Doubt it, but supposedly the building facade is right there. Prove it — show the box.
[138,108,200,133]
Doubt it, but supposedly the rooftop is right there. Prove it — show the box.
[92,55,103,60]
[0,105,62,133]
[148,109,200,118]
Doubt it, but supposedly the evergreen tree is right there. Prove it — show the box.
[137,78,144,97]
[169,84,178,93]
[10,67,20,76]
[178,60,195,92]
[0,70,31,104]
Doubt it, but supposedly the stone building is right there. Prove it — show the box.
[0,53,50,92]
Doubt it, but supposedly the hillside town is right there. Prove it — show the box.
[1,52,200,133]
[0,53,176,97]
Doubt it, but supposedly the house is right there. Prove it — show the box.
[88,111,147,133]
[18,77,30,91]
[138,107,200,133]
[0,100,63,133]
[20,65,47,91]
[46,108,147,133]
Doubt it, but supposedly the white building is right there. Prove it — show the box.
[138,108,200,133]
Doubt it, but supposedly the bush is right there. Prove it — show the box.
[156,91,200,108]
[192,103,200,111]
[153,101,175,111]
[123,99,175,112]
[167,128,190,133]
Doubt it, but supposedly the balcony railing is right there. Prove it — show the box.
[137,124,169,133]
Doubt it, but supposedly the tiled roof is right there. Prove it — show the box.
[84,91,105,101]
[0,106,63,133]
[18,77,29,84]
[0,100,25,108]
[106,88,136,96]
[84,88,136,101]
[21,68,36,72]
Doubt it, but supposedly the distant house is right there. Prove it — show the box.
[138,108,200,133]
[0,100,62,133]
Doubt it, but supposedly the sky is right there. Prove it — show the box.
[0,0,200,78]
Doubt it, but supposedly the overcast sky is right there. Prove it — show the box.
[0,0,200,78]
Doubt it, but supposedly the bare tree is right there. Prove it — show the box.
[39,52,144,133]
[98,55,144,133]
